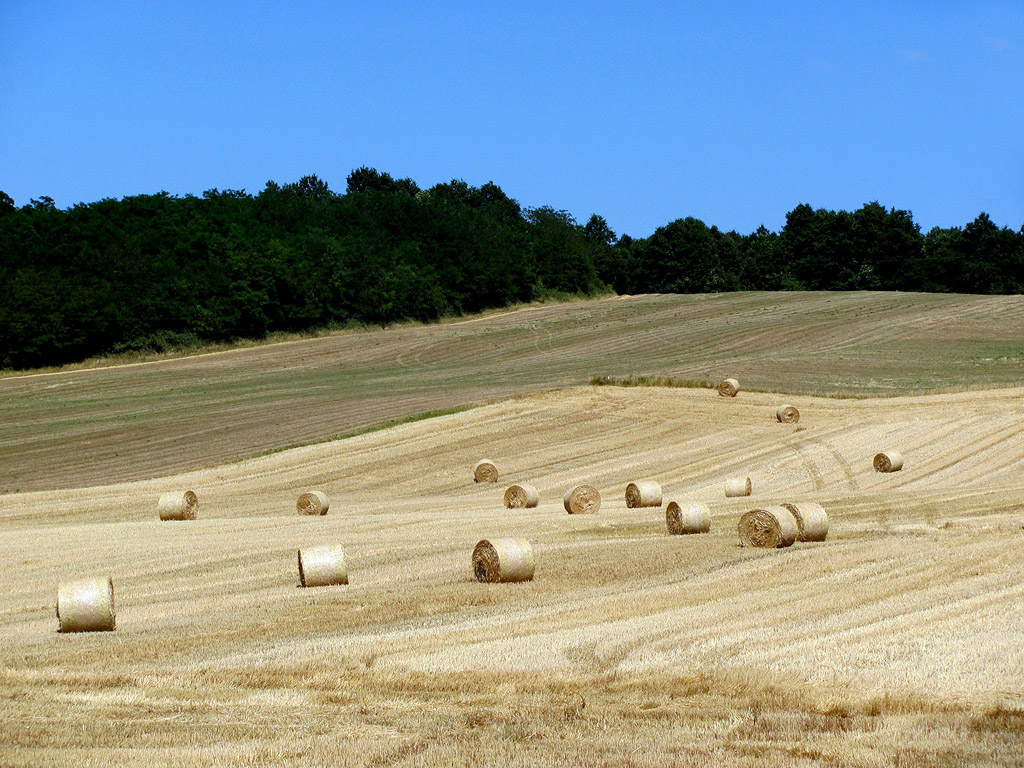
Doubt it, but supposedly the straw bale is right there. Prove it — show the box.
[724,476,752,497]
[666,500,711,535]
[158,489,198,521]
[625,481,663,508]
[57,576,115,633]
[717,378,740,397]
[776,404,800,423]
[297,490,330,516]
[781,502,829,542]
[564,484,601,514]
[474,459,499,483]
[737,506,799,548]
[504,483,540,509]
[472,538,535,583]
[297,546,348,587]
[873,450,904,473]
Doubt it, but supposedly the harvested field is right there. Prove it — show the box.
[1,385,1023,765]
[2,291,1024,492]
[1,293,1024,765]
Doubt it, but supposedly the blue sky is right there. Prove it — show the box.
[2,1,1022,237]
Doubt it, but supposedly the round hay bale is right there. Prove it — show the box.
[56,576,115,633]
[873,451,904,473]
[666,500,711,535]
[474,459,499,483]
[297,490,330,516]
[472,538,535,583]
[564,484,601,515]
[504,483,540,509]
[781,502,829,542]
[717,378,740,397]
[737,506,799,548]
[625,481,663,508]
[297,546,348,587]
[724,476,752,497]
[775,404,800,424]
[158,490,198,521]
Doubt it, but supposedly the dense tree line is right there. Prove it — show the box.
[1,171,1021,369]
[601,203,1024,296]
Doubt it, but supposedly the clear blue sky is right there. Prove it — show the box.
[2,1,1022,238]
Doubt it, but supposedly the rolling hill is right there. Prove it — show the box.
[1,290,1023,493]
[1,292,1023,766]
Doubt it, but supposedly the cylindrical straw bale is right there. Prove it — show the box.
[776,405,800,424]
[781,502,829,542]
[563,485,601,515]
[474,459,499,483]
[297,546,348,587]
[297,490,330,516]
[737,506,799,548]
[873,451,904,473]
[504,483,540,509]
[666,500,711,535]
[472,538,535,583]
[625,481,663,508]
[718,378,741,397]
[56,576,115,633]
[724,476,752,497]
[158,490,198,521]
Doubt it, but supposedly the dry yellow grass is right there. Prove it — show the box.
[2,384,1024,764]
[4,292,1024,765]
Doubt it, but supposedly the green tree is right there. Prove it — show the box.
[636,217,736,293]
[528,207,600,295]
[850,202,923,290]
[346,167,418,196]
[737,225,785,290]
[584,214,618,287]
[920,215,1023,294]
[778,205,857,289]
[960,213,1023,293]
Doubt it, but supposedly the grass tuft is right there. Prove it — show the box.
[589,374,715,389]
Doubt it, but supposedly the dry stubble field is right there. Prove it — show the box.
[3,290,1023,493]
[1,292,1023,767]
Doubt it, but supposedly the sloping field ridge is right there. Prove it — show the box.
[1,290,1023,492]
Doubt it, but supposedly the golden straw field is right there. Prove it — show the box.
[1,292,1023,766]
